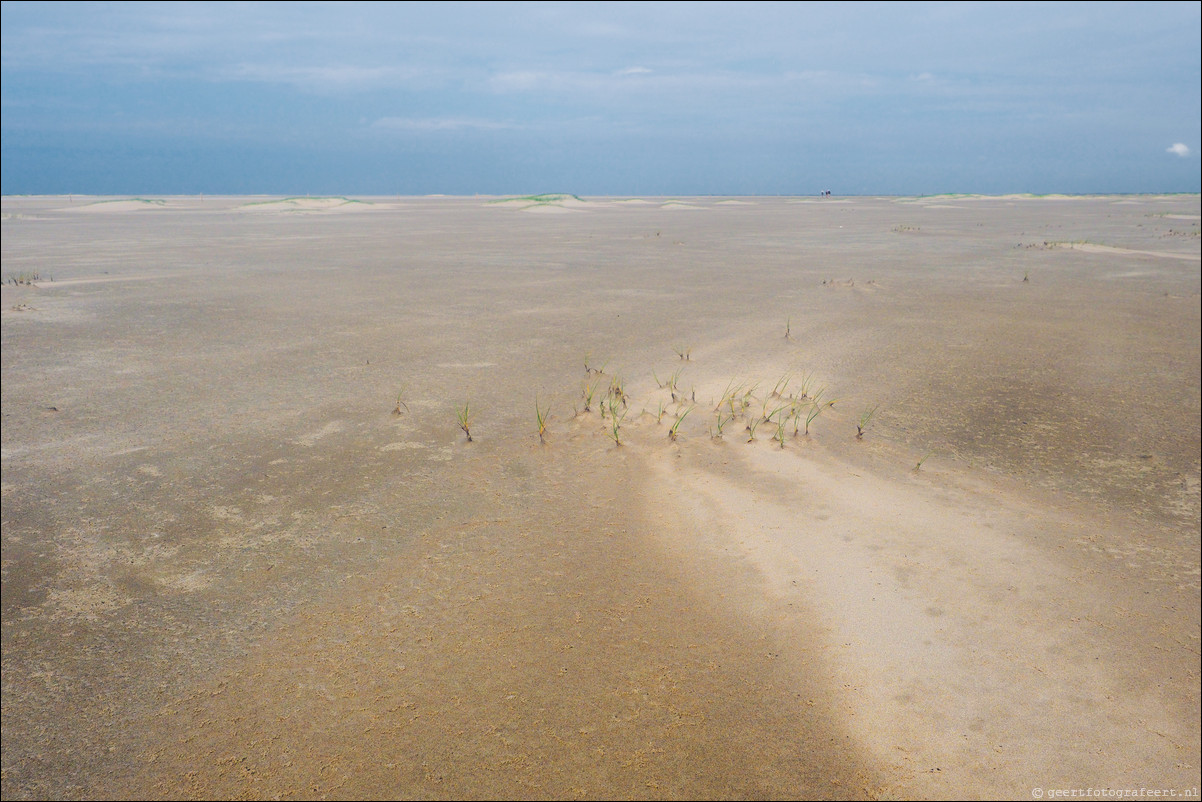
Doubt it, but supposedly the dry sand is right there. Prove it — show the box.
[2,193,1199,799]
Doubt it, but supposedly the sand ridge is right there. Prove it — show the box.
[650,436,1197,797]
[1062,242,1201,261]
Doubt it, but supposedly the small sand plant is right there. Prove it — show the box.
[712,409,733,439]
[5,271,44,286]
[746,415,762,443]
[673,344,691,361]
[784,317,792,340]
[788,402,803,436]
[457,402,475,442]
[715,379,744,414]
[914,451,933,472]
[760,394,794,425]
[759,396,777,423]
[392,388,410,416]
[581,379,600,413]
[774,415,788,448]
[668,406,692,441]
[795,372,816,400]
[856,405,879,440]
[668,367,684,393]
[605,399,627,446]
[609,375,628,408]
[770,374,792,399]
[535,397,551,444]
[736,382,760,418]
[760,403,790,448]
[584,354,608,375]
[803,395,825,436]
[653,367,684,392]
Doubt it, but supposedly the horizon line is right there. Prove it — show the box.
[4,191,1200,200]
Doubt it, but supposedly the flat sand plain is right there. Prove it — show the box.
[2,193,1199,800]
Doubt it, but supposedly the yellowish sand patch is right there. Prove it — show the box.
[1067,242,1201,261]
[379,442,428,452]
[42,583,126,621]
[209,505,246,524]
[26,274,176,287]
[69,199,168,213]
[294,421,346,447]
[651,440,1196,797]
[157,569,213,594]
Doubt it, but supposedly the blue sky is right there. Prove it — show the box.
[2,1,1199,195]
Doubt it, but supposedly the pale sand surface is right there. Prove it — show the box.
[2,194,1199,799]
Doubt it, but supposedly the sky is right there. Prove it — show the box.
[2,1,1199,196]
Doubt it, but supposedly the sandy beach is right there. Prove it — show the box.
[2,193,1199,799]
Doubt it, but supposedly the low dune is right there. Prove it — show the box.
[67,198,169,213]
[238,196,379,213]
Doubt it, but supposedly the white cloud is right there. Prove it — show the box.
[1167,143,1191,158]
[486,70,550,93]
[484,67,874,99]
[220,63,428,92]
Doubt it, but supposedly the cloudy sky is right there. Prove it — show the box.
[2,1,1199,195]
